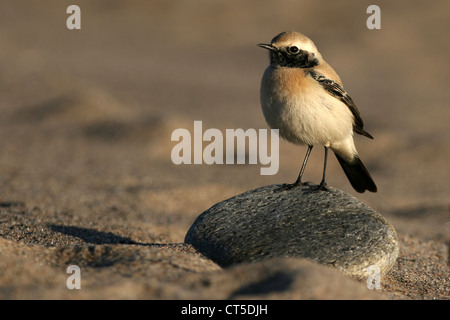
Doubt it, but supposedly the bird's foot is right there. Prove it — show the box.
[274,181,311,192]
[313,181,329,192]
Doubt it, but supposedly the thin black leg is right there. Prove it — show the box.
[293,145,313,186]
[276,145,313,192]
[317,146,329,191]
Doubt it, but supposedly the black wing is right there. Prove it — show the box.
[308,70,373,139]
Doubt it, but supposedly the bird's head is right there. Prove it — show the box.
[258,31,321,68]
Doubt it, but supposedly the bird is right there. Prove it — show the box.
[258,31,377,193]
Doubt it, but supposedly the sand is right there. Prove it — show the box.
[0,1,448,300]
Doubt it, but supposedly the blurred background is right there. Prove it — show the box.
[0,0,448,246]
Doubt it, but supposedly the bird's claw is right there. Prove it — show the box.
[313,182,329,192]
[274,181,311,192]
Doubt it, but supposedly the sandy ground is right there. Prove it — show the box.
[0,1,448,299]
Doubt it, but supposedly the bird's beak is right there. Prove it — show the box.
[257,43,276,51]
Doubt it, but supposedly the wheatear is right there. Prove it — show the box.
[258,31,377,193]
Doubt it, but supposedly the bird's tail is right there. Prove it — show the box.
[335,153,377,193]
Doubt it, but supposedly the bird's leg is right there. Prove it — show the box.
[293,145,313,186]
[276,146,313,191]
[315,146,329,191]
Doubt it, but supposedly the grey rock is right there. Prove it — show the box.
[185,184,399,277]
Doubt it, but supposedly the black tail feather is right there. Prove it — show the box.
[335,153,377,193]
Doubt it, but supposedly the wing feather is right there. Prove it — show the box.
[308,70,373,139]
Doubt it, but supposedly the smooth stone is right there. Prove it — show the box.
[185,184,399,277]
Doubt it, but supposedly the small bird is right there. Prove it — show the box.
[258,31,377,193]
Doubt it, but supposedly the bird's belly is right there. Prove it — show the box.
[261,85,353,147]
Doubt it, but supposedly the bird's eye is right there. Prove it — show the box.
[288,46,299,54]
